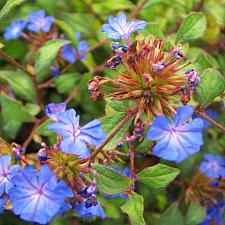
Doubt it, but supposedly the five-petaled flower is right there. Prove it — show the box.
[0,155,20,196]
[102,12,147,43]
[8,165,73,224]
[147,105,204,163]
[27,10,54,33]
[199,154,225,179]
[4,20,27,40]
[47,109,105,158]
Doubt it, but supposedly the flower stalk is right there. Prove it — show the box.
[90,108,137,160]
[195,109,225,132]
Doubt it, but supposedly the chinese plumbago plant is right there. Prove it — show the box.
[0,1,225,225]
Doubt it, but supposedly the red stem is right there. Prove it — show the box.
[90,108,137,160]
[195,109,225,133]
[22,117,47,149]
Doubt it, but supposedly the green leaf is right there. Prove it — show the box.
[36,0,56,14]
[136,164,180,190]
[54,73,79,94]
[98,197,122,219]
[185,203,205,225]
[196,53,213,70]
[121,193,145,225]
[0,0,27,20]
[1,94,35,123]
[106,99,131,113]
[93,0,133,13]
[156,203,184,225]
[24,103,40,116]
[36,119,54,137]
[0,116,21,140]
[101,112,133,149]
[55,19,78,46]
[91,163,132,195]
[34,39,70,82]
[176,12,207,43]
[59,12,96,36]
[141,23,165,39]
[197,68,225,108]
[0,71,35,102]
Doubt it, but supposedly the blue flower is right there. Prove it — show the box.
[27,10,54,33]
[0,196,7,214]
[47,109,105,159]
[8,165,73,224]
[4,20,27,40]
[61,44,76,63]
[75,32,81,40]
[77,40,89,60]
[76,196,105,219]
[199,154,225,179]
[45,102,66,121]
[0,155,20,196]
[56,202,72,216]
[199,199,225,225]
[147,105,204,163]
[102,12,147,41]
[78,184,96,198]
[61,33,89,63]
[50,66,60,77]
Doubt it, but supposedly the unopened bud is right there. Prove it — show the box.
[186,69,200,91]
[12,144,25,160]
[37,145,48,162]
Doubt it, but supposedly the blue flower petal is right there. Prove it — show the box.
[173,105,194,127]
[147,116,170,140]
[148,105,203,162]
[9,165,73,224]
[61,44,76,63]
[102,12,147,41]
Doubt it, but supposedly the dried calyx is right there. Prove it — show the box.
[90,35,192,122]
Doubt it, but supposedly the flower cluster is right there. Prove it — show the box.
[4,10,54,40]
[90,28,200,123]
[3,10,89,73]
[199,198,225,225]
[89,13,205,163]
